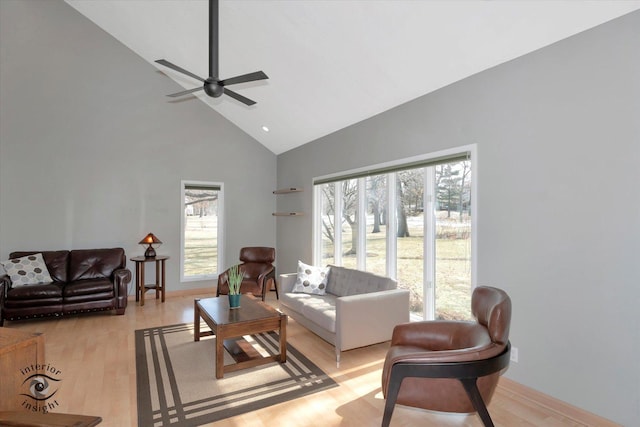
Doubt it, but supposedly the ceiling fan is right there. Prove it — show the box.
[155,0,268,106]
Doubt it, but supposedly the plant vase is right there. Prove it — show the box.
[226,264,244,309]
[228,293,241,309]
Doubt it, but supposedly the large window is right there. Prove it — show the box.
[181,181,224,281]
[314,147,475,320]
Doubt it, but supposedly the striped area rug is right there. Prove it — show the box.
[135,323,337,427]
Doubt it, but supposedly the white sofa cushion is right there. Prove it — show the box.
[280,291,337,333]
[301,295,337,333]
[280,291,310,314]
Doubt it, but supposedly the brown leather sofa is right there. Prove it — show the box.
[216,247,277,301]
[0,248,131,326]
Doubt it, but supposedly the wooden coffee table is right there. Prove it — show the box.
[194,295,287,379]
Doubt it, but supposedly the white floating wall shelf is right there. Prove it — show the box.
[273,187,303,194]
[273,187,303,216]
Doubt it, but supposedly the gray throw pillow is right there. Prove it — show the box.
[1,253,53,286]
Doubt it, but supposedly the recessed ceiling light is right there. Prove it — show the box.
[262,126,270,132]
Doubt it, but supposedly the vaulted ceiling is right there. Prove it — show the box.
[66,0,640,155]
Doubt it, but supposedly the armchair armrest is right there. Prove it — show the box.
[0,274,10,298]
[256,265,275,288]
[0,274,9,326]
[391,321,491,349]
[387,321,504,364]
[257,265,276,300]
[336,289,410,351]
[218,269,229,285]
[216,269,229,297]
[385,341,505,365]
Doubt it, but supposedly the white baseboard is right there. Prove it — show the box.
[499,378,620,427]
[127,286,213,300]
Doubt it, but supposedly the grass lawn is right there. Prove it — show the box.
[184,215,218,277]
[325,212,472,320]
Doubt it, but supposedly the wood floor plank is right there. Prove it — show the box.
[0,291,615,427]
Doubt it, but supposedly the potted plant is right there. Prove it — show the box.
[227,264,244,309]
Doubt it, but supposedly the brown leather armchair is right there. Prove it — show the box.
[216,247,277,301]
[381,286,511,427]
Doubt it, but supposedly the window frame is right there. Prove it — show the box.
[312,144,477,319]
[180,180,225,283]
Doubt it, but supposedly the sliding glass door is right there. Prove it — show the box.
[314,152,474,320]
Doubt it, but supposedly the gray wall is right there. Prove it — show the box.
[0,0,277,292]
[277,11,640,426]
[2,0,639,423]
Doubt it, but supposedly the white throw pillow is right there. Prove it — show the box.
[293,261,329,295]
[1,253,53,286]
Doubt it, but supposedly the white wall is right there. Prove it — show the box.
[0,0,277,292]
[276,11,640,426]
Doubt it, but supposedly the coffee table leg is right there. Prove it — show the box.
[280,313,287,363]
[194,299,200,342]
[216,329,224,379]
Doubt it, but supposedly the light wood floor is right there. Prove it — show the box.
[2,291,604,427]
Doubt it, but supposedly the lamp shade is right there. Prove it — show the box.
[139,233,162,258]
[139,233,162,245]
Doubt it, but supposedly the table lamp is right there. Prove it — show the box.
[139,233,162,258]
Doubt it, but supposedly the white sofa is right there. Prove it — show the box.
[279,265,410,363]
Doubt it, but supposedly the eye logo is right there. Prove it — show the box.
[17,362,63,413]
[21,374,60,401]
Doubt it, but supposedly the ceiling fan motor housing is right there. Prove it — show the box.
[204,78,224,97]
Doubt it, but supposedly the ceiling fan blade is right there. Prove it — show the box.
[155,59,206,83]
[224,89,256,106]
[220,71,269,87]
[209,0,219,78]
[167,87,204,98]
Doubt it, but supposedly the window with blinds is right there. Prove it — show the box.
[181,181,223,281]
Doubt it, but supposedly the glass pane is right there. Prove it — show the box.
[320,183,335,265]
[435,160,472,320]
[183,187,218,277]
[365,175,387,276]
[341,179,358,269]
[396,169,425,319]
